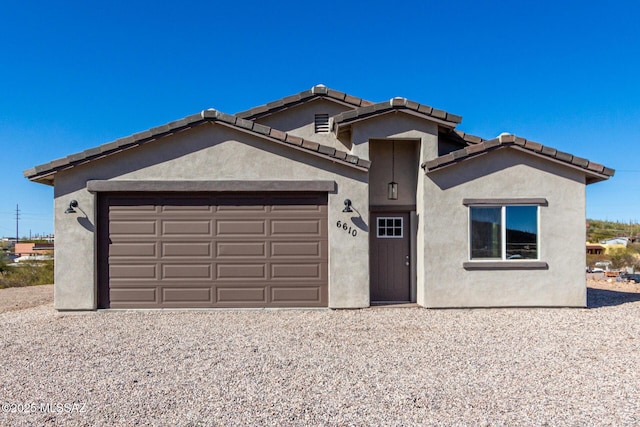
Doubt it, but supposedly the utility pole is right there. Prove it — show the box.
[15,204,20,243]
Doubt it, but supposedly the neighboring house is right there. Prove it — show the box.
[600,237,629,246]
[25,85,614,310]
[14,242,54,257]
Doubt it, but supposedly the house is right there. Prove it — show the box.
[600,237,629,247]
[24,85,614,310]
[586,244,605,255]
[14,242,54,257]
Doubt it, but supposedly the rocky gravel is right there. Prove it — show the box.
[0,282,639,426]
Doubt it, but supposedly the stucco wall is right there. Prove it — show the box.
[349,113,440,161]
[53,123,369,310]
[253,98,353,150]
[421,148,587,307]
[368,139,419,206]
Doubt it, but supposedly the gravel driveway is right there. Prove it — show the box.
[1,283,639,426]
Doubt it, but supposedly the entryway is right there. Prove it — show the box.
[370,212,411,303]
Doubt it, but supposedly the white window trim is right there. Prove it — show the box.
[377,216,404,239]
[467,204,540,261]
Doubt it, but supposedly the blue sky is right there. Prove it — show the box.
[1,0,639,237]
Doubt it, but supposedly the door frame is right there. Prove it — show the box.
[369,206,417,303]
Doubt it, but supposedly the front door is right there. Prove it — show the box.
[370,212,410,302]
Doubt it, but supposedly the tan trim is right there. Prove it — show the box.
[87,180,336,193]
[463,198,548,206]
[463,261,549,270]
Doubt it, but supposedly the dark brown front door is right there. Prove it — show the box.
[370,212,410,302]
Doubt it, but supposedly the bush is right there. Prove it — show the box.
[0,260,54,289]
[608,248,640,270]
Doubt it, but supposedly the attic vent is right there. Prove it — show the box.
[314,114,330,133]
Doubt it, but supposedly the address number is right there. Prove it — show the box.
[336,220,357,237]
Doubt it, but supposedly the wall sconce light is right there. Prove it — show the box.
[388,140,398,200]
[65,200,78,214]
[342,199,353,213]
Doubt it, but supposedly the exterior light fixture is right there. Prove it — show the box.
[342,199,353,213]
[388,140,398,200]
[387,181,398,200]
[65,200,78,214]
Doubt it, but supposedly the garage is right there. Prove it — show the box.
[97,192,328,308]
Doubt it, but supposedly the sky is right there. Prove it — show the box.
[1,0,639,237]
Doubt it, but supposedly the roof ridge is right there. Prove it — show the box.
[24,109,370,182]
[421,133,615,183]
[235,85,374,119]
[334,98,462,130]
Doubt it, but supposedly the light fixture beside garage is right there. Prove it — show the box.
[388,141,398,200]
[64,200,78,214]
[342,199,353,213]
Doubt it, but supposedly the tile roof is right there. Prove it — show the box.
[236,84,374,119]
[24,109,371,184]
[452,130,485,144]
[422,133,615,184]
[334,97,462,133]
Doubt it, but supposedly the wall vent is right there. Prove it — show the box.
[314,113,330,133]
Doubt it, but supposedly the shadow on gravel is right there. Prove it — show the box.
[587,287,640,308]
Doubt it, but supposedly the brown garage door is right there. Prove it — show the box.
[98,193,328,308]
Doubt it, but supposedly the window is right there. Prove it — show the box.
[470,205,538,260]
[377,217,403,238]
[314,114,329,133]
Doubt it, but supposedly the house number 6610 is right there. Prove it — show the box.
[336,221,357,237]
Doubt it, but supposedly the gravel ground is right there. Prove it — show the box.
[0,284,53,313]
[0,281,639,426]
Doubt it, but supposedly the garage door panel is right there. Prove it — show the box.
[217,220,266,236]
[162,220,211,235]
[271,220,321,235]
[216,242,266,257]
[271,263,323,279]
[162,264,212,279]
[110,264,157,279]
[216,264,266,279]
[162,288,211,303]
[271,241,321,257]
[110,288,157,303]
[162,242,211,257]
[271,287,321,303]
[110,242,157,257]
[110,221,156,235]
[217,287,266,303]
[101,192,327,308]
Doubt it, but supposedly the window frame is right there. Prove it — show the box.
[467,203,541,262]
[376,216,404,239]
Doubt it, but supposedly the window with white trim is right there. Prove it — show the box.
[469,205,538,260]
[377,217,403,238]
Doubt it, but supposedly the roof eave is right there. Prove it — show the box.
[335,108,459,134]
[236,84,374,120]
[422,141,614,184]
[25,109,371,183]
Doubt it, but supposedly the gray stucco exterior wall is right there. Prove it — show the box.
[421,148,587,307]
[53,123,370,310]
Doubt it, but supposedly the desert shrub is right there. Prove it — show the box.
[608,248,640,270]
[0,260,54,289]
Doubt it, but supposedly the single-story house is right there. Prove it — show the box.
[25,85,614,310]
[14,242,55,257]
[586,244,605,255]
